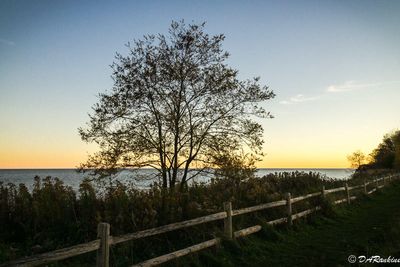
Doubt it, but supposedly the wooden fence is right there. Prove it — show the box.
[2,174,398,267]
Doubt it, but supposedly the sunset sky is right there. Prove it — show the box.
[0,0,399,169]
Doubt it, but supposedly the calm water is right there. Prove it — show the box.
[0,168,354,191]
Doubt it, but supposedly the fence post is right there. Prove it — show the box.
[223,202,233,239]
[97,223,110,267]
[383,176,386,186]
[375,178,379,190]
[321,186,326,199]
[286,193,292,226]
[345,183,350,204]
[363,179,367,194]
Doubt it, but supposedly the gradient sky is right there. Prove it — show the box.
[0,0,399,168]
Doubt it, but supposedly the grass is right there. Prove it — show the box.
[1,173,395,266]
[0,171,344,265]
[178,181,400,267]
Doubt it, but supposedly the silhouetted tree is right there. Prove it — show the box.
[367,130,400,169]
[394,131,400,169]
[347,150,366,169]
[79,21,274,191]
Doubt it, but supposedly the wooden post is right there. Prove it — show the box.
[345,183,350,204]
[375,178,379,190]
[223,202,232,239]
[97,223,110,267]
[286,193,292,226]
[363,179,367,194]
[383,176,386,186]
[321,186,326,199]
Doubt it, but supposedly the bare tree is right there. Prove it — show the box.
[79,21,275,191]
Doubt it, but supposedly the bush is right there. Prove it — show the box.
[0,171,359,264]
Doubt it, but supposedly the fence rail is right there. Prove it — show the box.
[291,191,322,203]
[111,211,227,245]
[325,186,345,194]
[2,174,399,267]
[232,200,286,216]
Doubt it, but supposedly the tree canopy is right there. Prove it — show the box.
[367,130,400,169]
[79,21,275,190]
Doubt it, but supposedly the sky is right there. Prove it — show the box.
[0,0,399,169]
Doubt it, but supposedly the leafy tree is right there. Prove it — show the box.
[79,21,274,191]
[368,131,399,169]
[394,131,400,169]
[347,150,366,169]
[361,130,400,170]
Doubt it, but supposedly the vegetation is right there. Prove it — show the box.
[79,20,275,193]
[349,129,400,172]
[0,171,349,265]
[347,150,366,169]
[184,180,400,267]
[367,130,400,170]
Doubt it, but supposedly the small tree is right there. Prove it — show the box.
[347,150,366,169]
[79,21,274,191]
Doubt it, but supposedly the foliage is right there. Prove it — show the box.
[347,150,366,169]
[184,181,400,267]
[0,171,344,265]
[78,20,275,191]
[394,132,400,169]
[365,130,400,170]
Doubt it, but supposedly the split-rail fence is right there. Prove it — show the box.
[2,174,398,267]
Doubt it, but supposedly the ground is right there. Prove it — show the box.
[185,181,400,267]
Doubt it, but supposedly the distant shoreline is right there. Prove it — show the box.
[0,168,355,192]
[0,167,353,170]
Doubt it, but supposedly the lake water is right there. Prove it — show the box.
[0,168,354,191]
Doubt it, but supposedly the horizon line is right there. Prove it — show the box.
[0,167,353,170]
